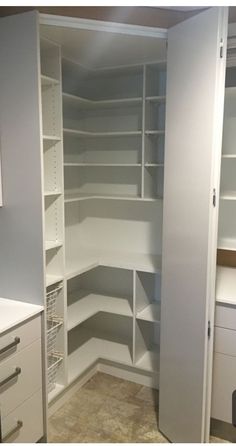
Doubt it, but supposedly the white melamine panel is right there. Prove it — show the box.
[134,319,160,367]
[43,140,63,193]
[218,200,236,249]
[0,339,42,418]
[0,316,41,360]
[211,353,236,423]
[63,133,142,165]
[159,7,228,443]
[40,37,60,80]
[215,302,236,329]
[2,389,43,443]
[65,200,163,262]
[64,165,142,198]
[214,326,236,357]
[41,84,61,138]
[0,12,45,304]
[220,158,236,196]
[135,271,161,322]
[222,87,236,155]
[44,195,63,243]
[46,246,64,277]
[216,266,236,305]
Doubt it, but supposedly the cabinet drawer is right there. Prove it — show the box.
[0,315,41,363]
[215,304,236,331]
[214,327,236,357]
[212,352,236,423]
[1,389,44,443]
[0,339,42,418]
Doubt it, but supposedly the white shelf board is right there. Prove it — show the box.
[136,303,161,322]
[45,240,63,251]
[67,291,132,330]
[145,163,164,167]
[63,92,142,109]
[63,128,142,138]
[46,274,64,287]
[64,163,142,167]
[135,350,159,372]
[68,337,132,384]
[44,190,62,197]
[43,135,61,142]
[218,237,236,251]
[64,192,159,203]
[145,130,165,136]
[220,191,236,200]
[66,248,161,280]
[41,74,59,87]
[216,266,236,305]
[145,95,166,103]
[222,154,236,158]
[48,383,64,403]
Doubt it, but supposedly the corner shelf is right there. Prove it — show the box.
[67,291,133,330]
[64,192,159,203]
[63,92,142,109]
[63,128,142,138]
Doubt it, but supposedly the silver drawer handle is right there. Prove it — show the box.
[2,420,23,442]
[0,367,21,389]
[0,337,20,356]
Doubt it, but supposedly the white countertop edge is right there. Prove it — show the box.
[0,297,43,335]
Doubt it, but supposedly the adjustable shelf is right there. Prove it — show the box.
[66,249,162,279]
[64,163,142,167]
[220,191,236,200]
[218,238,236,251]
[41,74,59,87]
[146,96,166,103]
[222,154,236,158]
[216,266,236,305]
[64,192,159,203]
[44,190,62,197]
[46,274,64,288]
[63,128,142,138]
[136,303,161,323]
[63,92,142,109]
[67,291,133,330]
[145,130,165,136]
[45,240,63,251]
[43,135,61,143]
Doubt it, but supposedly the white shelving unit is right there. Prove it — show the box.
[40,37,66,401]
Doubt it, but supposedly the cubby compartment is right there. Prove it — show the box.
[220,158,236,198]
[46,247,64,281]
[41,83,61,139]
[222,87,236,156]
[44,194,63,248]
[144,165,164,199]
[68,313,133,383]
[64,133,142,166]
[67,266,133,330]
[62,59,143,100]
[134,319,160,372]
[40,38,61,82]
[136,271,161,322]
[64,164,142,201]
[145,100,165,133]
[146,63,166,98]
[218,199,236,249]
[145,133,165,166]
[43,139,63,194]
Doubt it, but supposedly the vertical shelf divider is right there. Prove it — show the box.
[141,65,146,199]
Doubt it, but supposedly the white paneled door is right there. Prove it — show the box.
[159,7,228,443]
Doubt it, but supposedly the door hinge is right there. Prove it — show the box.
[213,188,216,207]
[208,320,211,339]
[220,40,224,58]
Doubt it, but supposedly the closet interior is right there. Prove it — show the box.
[39,25,167,402]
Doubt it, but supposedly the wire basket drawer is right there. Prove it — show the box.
[46,283,63,320]
[48,353,63,393]
[47,319,63,355]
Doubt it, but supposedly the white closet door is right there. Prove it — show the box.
[159,7,228,443]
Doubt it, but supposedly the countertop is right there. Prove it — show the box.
[0,297,43,334]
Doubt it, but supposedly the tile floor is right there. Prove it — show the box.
[48,372,228,443]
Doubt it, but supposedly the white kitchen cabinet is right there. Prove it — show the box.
[0,7,231,442]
